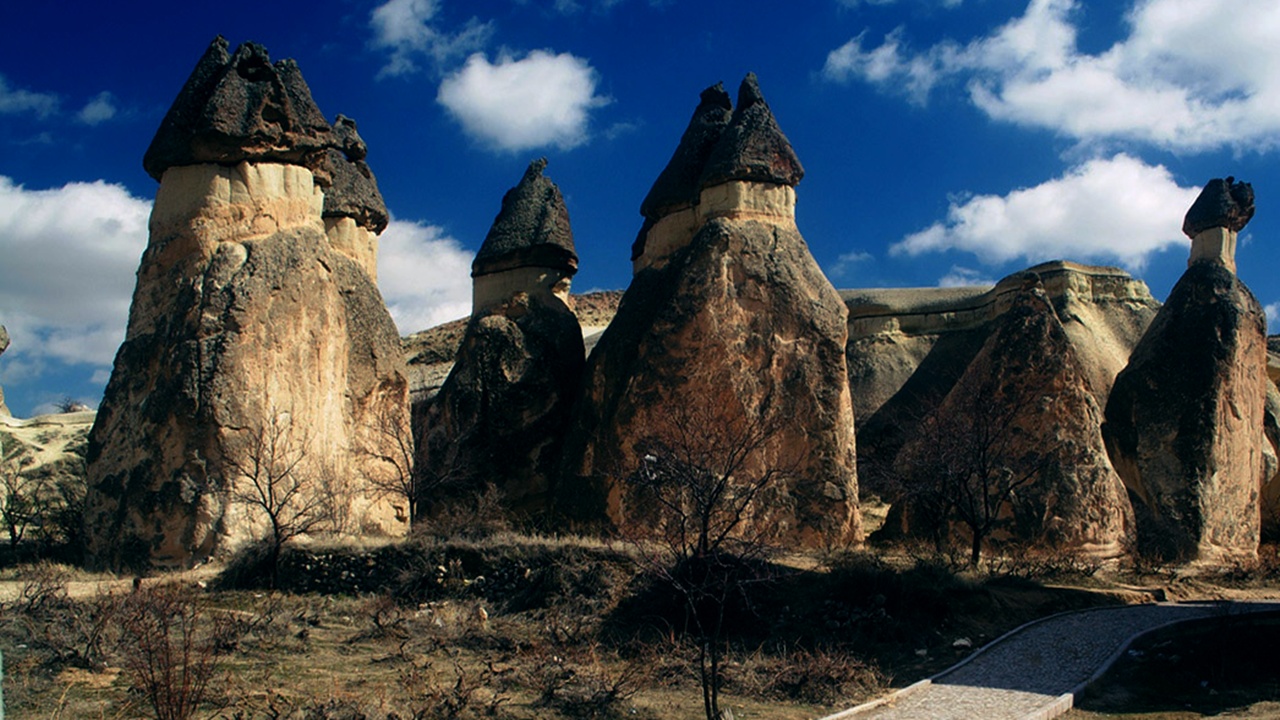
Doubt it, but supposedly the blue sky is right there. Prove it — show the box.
[2,0,1279,416]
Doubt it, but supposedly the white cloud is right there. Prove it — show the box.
[1266,302,1280,328]
[827,250,874,278]
[76,91,117,125]
[369,0,493,77]
[824,0,1280,152]
[438,51,610,152]
[891,154,1199,269]
[937,266,995,287]
[0,177,150,371]
[0,75,59,118]
[376,218,473,334]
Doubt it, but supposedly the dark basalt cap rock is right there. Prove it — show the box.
[321,115,388,233]
[472,158,578,277]
[1183,176,1255,237]
[143,36,335,182]
[639,83,733,221]
[699,73,804,190]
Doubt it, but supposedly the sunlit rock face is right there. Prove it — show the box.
[1103,178,1269,565]
[850,261,1161,499]
[416,159,584,517]
[560,75,861,547]
[85,37,410,571]
[889,280,1136,557]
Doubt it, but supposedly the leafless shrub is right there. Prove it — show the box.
[119,583,222,720]
[733,646,888,706]
[398,660,510,719]
[530,644,644,719]
[12,564,124,671]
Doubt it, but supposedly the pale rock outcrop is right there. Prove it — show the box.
[0,325,9,417]
[852,262,1160,496]
[416,160,584,516]
[560,75,860,546]
[1103,178,1268,564]
[85,38,410,570]
[891,279,1135,556]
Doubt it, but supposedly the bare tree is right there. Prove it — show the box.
[355,400,418,525]
[0,438,46,549]
[623,391,788,720]
[896,375,1055,566]
[224,410,330,586]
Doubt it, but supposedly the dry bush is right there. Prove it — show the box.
[11,562,124,671]
[982,544,1104,581]
[119,583,223,720]
[398,660,510,719]
[528,643,644,719]
[731,646,888,706]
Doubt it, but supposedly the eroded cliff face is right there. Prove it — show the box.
[85,38,410,570]
[851,261,1160,497]
[0,325,9,417]
[559,76,860,547]
[1102,178,1268,564]
[891,283,1135,556]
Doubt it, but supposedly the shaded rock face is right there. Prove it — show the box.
[1103,262,1269,563]
[418,161,584,517]
[560,217,860,546]
[892,284,1135,556]
[86,40,410,571]
[852,262,1160,497]
[418,294,584,515]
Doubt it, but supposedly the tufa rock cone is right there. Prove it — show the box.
[417,160,585,517]
[86,38,411,570]
[321,114,389,279]
[1103,177,1269,564]
[699,73,804,190]
[639,83,733,223]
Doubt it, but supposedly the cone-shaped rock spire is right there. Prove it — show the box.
[700,73,804,189]
[1183,176,1255,237]
[142,36,334,182]
[472,158,578,277]
[639,83,733,221]
[321,115,388,233]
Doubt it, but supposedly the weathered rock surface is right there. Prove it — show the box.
[0,325,9,417]
[891,281,1134,556]
[559,77,859,546]
[86,39,410,571]
[143,36,334,184]
[1103,182,1268,563]
[852,261,1160,496]
[322,115,388,280]
[416,161,584,517]
[1,411,94,542]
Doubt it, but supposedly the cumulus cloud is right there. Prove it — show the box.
[824,0,1280,151]
[1266,302,1280,328]
[438,51,610,151]
[891,154,1199,269]
[376,218,474,334]
[369,0,493,77]
[0,177,150,372]
[827,250,874,278]
[76,91,117,125]
[0,74,59,118]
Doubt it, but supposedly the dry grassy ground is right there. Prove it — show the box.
[1,537,1277,720]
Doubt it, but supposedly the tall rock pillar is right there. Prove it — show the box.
[1103,178,1268,564]
[84,37,411,570]
[416,159,585,518]
[560,75,861,547]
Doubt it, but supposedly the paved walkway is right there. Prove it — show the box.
[820,600,1280,720]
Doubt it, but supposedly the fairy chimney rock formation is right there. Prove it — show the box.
[560,75,860,546]
[1184,177,1254,273]
[632,74,802,273]
[417,160,584,516]
[471,159,579,314]
[322,114,389,280]
[1102,177,1269,564]
[85,37,411,570]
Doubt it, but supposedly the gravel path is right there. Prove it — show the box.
[820,600,1280,720]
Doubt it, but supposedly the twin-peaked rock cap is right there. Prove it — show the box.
[322,115,389,233]
[472,158,578,278]
[700,73,804,189]
[143,36,334,182]
[639,83,733,221]
[1183,176,1255,237]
